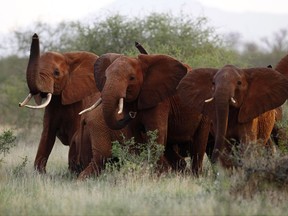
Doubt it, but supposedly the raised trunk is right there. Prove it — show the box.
[211,95,229,164]
[26,33,40,95]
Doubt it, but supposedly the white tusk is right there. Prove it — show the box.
[79,98,102,115]
[24,93,52,109]
[205,97,214,103]
[118,98,124,114]
[19,93,33,107]
[231,97,236,104]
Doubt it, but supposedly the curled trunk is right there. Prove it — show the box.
[102,96,132,130]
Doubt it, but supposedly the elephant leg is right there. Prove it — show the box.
[69,119,92,174]
[34,109,59,173]
[77,146,111,180]
[141,102,171,171]
[257,110,277,154]
[221,119,259,168]
[164,142,187,172]
[77,114,112,180]
[68,132,82,174]
[34,127,57,173]
[190,116,210,176]
[205,132,215,162]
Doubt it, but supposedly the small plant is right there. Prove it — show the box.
[230,141,288,198]
[0,129,16,164]
[107,130,164,174]
[12,156,28,177]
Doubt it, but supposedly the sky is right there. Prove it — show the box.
[199,0,288,13]
[1,0,114,34]
[1,0,288,43]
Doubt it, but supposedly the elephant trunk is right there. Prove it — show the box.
[211,91,229,164]
[101,84,133,130]
[26,33,40,95]
[20,33,53,109]
[102,97,132,130]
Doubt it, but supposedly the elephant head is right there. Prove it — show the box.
[177,65,288,164]
[92,53,187,130]
[19,33,98,108]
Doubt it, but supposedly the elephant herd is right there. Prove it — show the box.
[19,33,288,180]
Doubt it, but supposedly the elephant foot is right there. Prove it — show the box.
[69,161,84,175]
[156,156,173,173]
[77,162,101,180]
[34,158,47,173]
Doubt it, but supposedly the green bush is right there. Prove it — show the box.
[0,130,16,164]
[107,130,164,174]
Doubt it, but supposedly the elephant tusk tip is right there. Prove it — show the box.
[205,97,214,103]
[78,109,87,115]
[231,97,237,104]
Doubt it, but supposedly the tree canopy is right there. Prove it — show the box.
[1,12,288,127]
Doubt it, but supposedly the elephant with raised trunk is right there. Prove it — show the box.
[177,65,288,167]
[19,34,99,173]
[84,53,211,174]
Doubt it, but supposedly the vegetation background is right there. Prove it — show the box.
[1,12,288,215]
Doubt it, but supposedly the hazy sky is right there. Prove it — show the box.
[200,0,288,13]
[1,0,288,41]
[1,0,113,33]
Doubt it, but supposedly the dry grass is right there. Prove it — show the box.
[1,128,288,215]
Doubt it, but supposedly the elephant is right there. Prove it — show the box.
[72,92,132,180]
[177,65,288,167]
[84,53,211,174]
[18,33,99,173]
[70,42,151,177]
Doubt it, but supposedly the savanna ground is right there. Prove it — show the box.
[1,120,288,216]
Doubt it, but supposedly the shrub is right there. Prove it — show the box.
[107,130,164,175]
[0,130,16,164]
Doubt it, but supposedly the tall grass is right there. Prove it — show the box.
[1,128,288,216]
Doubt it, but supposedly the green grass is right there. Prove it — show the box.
[1,129,288,216]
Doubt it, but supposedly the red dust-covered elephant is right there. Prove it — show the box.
[19,34,99,173]
[84,53,211,174]
[177,65,288,167]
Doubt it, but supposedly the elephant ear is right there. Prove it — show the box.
[275,54,288,77]
[239,68,288,123]
[94,53,123,91]
[61,52,99,105]
[177,68,218,118]
[137,54,187,109]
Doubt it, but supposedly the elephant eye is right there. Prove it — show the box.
[212,81,215,85]
[129,76,135,81]
[53,69,60,77]
[237,80,242,85]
